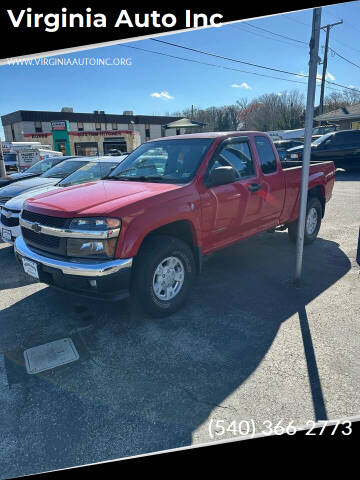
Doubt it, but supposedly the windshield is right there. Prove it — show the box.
[25,157,63,175]
[109,139,213,183]
[41,160,88,179]
[59,161,118,187]
[4,153,17,163]
[313,126,334,135]
[312,132,333,146]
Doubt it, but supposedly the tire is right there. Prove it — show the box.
[131,235,196,317]
[288,197,322,245]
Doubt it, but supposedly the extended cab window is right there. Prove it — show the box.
[211,141,255,179]
[254,136,277,174]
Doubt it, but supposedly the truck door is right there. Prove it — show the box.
[200,137,263,250]
[252,135,286,227]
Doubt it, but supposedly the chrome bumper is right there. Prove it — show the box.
[14,235,133,277]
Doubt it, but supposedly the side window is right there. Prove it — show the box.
[40,160,52,172]
[347,132,360,145]
[331,133,349,145]
[254,136,278,174]
[212,141,255,179]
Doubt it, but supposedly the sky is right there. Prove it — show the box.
[1,2,360,140]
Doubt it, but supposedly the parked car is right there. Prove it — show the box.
[15,132,335,317]
[0,156,76,188]
[287,129,360,171]
[0,155,127,243]
[17,148,63,172]
[105,149,130,156]
[3,152,18,172]
[273,139,304,161]
[0,157,94,210]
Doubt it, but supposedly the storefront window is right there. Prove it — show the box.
[74,142,99,157]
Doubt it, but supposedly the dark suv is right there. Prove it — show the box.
[273,140,304,161]
[287,129,360,171]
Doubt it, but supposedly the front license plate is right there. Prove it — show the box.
[290,154,298,159]
[21,257,39,279]
[1,228,12,242]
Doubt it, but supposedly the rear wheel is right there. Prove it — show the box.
[131,235,196,317]
[288,197,322,244]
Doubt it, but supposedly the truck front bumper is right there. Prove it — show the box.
[14,236,133,301]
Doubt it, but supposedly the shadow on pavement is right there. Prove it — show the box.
[0,230,351,477]
[0,243,38,291]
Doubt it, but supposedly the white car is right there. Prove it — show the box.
[0,155,127,244]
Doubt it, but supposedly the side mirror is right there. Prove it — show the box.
[207,166,238,187]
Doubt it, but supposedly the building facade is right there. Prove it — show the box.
[1,109,185,156]
[314,103,360,130]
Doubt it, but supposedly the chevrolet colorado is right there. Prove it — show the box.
[14,132,335,316]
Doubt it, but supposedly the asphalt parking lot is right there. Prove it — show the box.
[0,170,359,477]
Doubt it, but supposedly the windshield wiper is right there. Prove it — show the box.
[110,175,164,182]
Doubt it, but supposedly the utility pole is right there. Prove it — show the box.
[295,7,322,283]
[318,20,343,118]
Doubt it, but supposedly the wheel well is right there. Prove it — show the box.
[308,186,325,217]
[140,220,202,273]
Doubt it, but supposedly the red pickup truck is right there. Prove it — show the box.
[15,132,335,316]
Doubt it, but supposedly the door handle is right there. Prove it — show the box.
[248,183,262,192]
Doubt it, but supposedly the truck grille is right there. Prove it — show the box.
[1,213,19,227]
[21,210,69,229]
[22,227,60,249]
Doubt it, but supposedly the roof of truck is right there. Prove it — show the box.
[150,131,265,141]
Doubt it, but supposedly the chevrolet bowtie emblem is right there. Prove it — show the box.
[5,211,11,219]
[32,223,42,233]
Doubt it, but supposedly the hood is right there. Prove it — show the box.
[0,177,59,200]
[0,172,37,187]
[287,145,304,154]
[4,185,60,211]
[25,180,184,217]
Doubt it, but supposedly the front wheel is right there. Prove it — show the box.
[131,235,196,317]
[288,197,322,244]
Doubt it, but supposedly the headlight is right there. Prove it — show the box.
[67,217,121,259]
[67,237,118,259]
[70,217,121,231]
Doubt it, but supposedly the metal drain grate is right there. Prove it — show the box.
[24,338,79,374]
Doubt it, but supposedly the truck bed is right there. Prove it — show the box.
[279,160,335,224]
[280,159,332,169]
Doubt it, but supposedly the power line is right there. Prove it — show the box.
[151,38,360,94]
[329,46,360,70]
[121,44,346,94]
[229,24,306,49]
[152,38,308,77]
[283,10,360,56]
[242,21,308,44]
[282,15,311,27]
[122,44,309,85]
